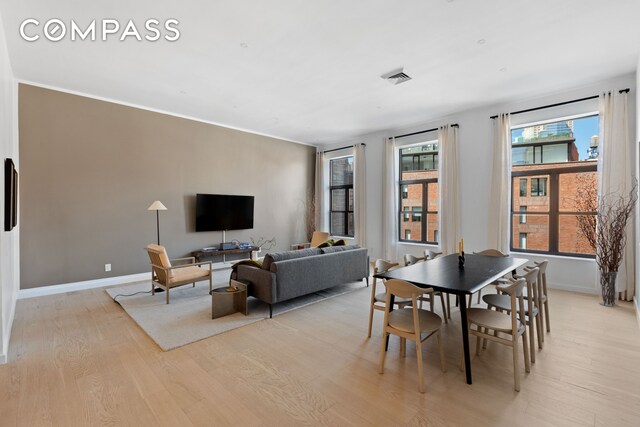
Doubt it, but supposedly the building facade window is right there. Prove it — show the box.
[398,141,439,244]
[519,233,527,250]
[531,177,547,196]
[329,156,354,237]
[519,178,527,197]
[511,114,598,257]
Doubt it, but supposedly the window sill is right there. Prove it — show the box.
[398,241,439,249]
[510,251,596,262]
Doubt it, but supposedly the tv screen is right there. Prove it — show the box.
[195,194,254,232]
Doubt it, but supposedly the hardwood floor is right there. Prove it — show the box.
[2,284,640,426]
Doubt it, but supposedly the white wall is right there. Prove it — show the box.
[324,72,636,294]
[636,56,640,312]
[0,9,18,364]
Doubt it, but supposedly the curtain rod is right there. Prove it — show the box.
[490,88,630,119]
[393,123,459,140]
[322,142,366,154]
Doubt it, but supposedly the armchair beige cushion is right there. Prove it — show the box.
[145,244,212,304]
[310,231,330,247]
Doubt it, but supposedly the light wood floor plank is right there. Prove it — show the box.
[2,284,640,426]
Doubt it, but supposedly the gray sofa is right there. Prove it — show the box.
[236,245,369,317]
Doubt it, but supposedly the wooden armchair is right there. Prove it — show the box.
[290,231,331,250]
[145,244,213,304]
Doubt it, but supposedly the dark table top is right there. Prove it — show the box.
[374,253,528,295]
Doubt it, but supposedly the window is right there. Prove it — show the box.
[531,177,547,196]
[399,141,439,243]
[411,207,422,222]
[329,156,354,237]
[403,207,410,222]
[519,233,527,250]
[519,178,527,197]
[511,114,598,256]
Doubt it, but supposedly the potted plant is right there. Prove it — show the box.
[576,178,637,306]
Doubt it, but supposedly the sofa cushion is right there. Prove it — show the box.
[262,247,322,271]
[320,244,360,254]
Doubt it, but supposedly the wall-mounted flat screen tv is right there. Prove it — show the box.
[195,193,254,231]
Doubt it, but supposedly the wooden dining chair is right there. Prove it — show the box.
[424,250,442,260]
[404,254,448,323]
[467,278,531,391]
[367,259,411,338]
[423,250,450,320]
[482,267,542,363]
[524,260,550,335]
[378,279,446,393]
[469,249,508,306]
[404,254,425,265]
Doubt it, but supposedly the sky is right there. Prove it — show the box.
[511,115,599,161]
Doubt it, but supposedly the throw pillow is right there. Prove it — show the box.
[333,239,346,246]
[317,239,335,248]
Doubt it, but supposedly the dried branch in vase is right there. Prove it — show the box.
[575,177,637,274]
[250,236,276,251]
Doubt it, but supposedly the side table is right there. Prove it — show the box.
[210,280,247,319]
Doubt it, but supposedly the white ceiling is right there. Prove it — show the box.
[1,0,639,145]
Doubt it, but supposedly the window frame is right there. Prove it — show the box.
[511,163,597,258]
[510,112,598,258]
[519,178,527,197]
[398,140,439,244]
[329,156,354,238]
[531,177,547,197]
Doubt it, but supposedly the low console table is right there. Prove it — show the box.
[191,246,260,263]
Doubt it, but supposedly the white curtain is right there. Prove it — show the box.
[438,125,460,255]
[382,137,398,262]
[598,91,634,300]
[314,151,325,233]
[487,114,512,253]
[354,143,367,247]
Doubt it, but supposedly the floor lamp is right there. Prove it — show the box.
[148,201,167,245]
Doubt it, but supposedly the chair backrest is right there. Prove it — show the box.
[310,231,330,247]
[384,279,432,300]
[496,277,526,333]
[515,266,539,307]
[534,260,548,292]
[404,254,424,266]
[474,248,508,257]
[146,244,173,283]
[374,259,399,274]
[372,259,399,294]
[424,250,442,260]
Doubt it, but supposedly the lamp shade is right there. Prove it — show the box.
[148,200,167,211]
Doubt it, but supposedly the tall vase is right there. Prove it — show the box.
[600,271,617,307]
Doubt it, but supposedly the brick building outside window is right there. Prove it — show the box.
[511,115,598,256]
[399,141,439,244]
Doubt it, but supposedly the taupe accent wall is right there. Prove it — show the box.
[19,84,315,289]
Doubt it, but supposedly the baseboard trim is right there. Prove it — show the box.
[17,272,151,299]
[634,297,640,329]
[547,281,598,295]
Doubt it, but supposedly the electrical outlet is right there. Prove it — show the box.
[105,264,111,272]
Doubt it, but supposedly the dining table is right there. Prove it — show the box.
[374,252,528,385]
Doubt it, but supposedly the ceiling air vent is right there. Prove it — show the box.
[381,68,412,85]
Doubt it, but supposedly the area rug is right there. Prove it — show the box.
[106,280,365,351]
